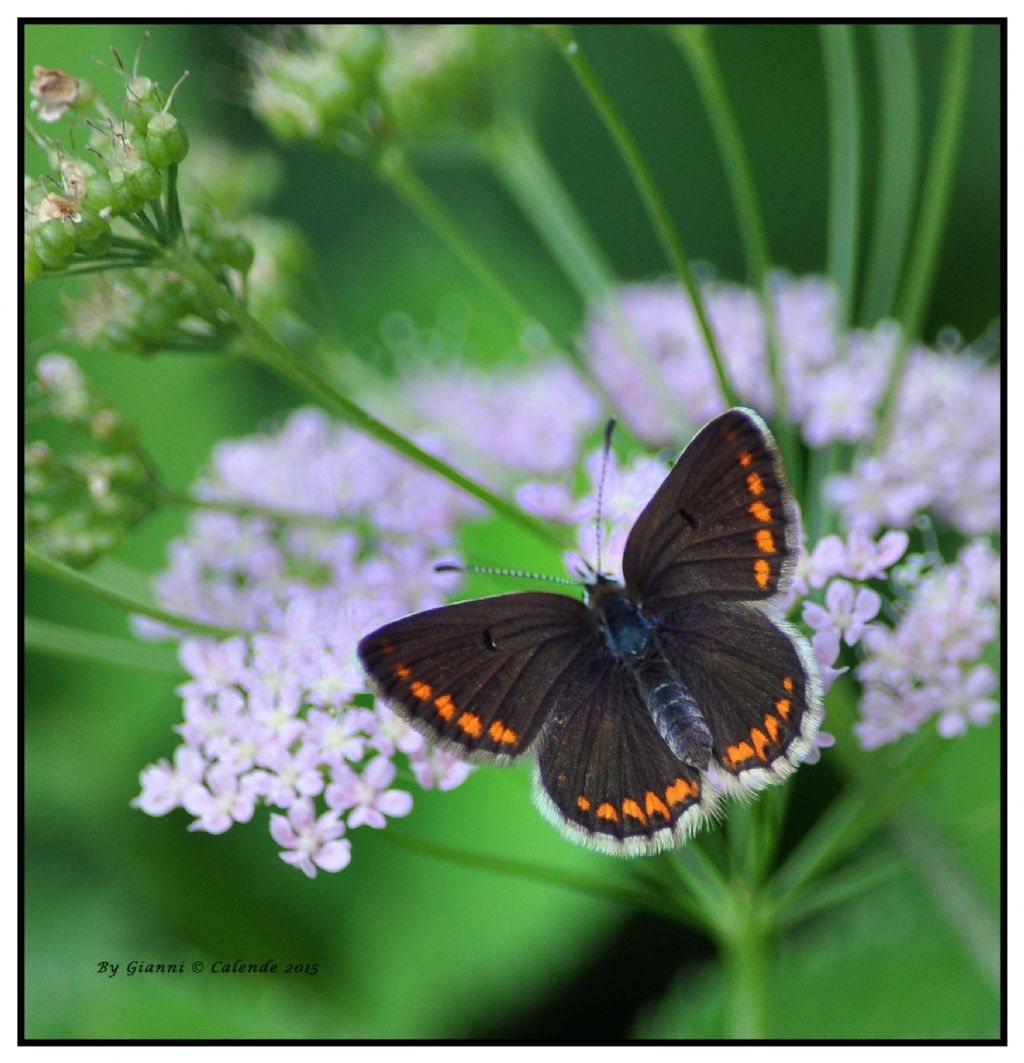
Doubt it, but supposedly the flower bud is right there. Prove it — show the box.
[31,218,77,270]
[142,110,190,168]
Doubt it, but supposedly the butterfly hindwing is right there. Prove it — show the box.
[656,600,823,791]
[623,408,799,612]
[535,661,710,854]
[357,591,601,763]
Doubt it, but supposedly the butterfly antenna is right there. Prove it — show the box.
[435,562,579,588]
[594,417,617,578]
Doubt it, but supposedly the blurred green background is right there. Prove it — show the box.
[24,23,1001,1040]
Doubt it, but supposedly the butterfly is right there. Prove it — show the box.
[357,408,823,855]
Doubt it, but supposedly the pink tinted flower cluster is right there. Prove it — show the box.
[398,358,603,483]
[580,275,898,450]
[854,539,1000,749]
[828,349,1001,536]
[133,408,479,876]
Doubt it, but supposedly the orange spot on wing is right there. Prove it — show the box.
[622,798,647,825]
[596,802,618,822]
[457,712,482,737]
[381,642,395,655]
[755,529,776,554]
[783,676,794,693]
[488,720,518,745]
[665,777,697,806]
[577,795,591,812]
[764,714,780,742]
[434,694,455,720]
[775,698,791,719]
[727,741,755,767]
[754,558,771,588]
[410,681,433,701]
[747,472,765,496]
[394,664,411,680]
[739,451,753,467]
[645,790,671,820]
[751,728,770,760]
[749,501,772,522]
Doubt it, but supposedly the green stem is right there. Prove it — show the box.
[24,543,242,639]
[772,849,902,931]
[25,615,182,673]
[482,119,615,304]
[166,163,182,237]
[481,119,684,435]
[770,733,946,912]
[543,24,738,409]
[165,245,571,554]
[671,24,801,493]
[879,24,973,436]
[131,209,165,245]
[859,25,922,326]
[820,25,863,328]
[803,443,842,541]
[165,490,352,530]
[717,882,770,1039]
[40,260,154,278]
[383,829,681,921]
[377,150,532,330]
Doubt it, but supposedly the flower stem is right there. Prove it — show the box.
[820,24,863,329]
[377,149,533,330]
[878,24,973,437]
[164,490,352,530]
[481,119,615,305]
[671,24,801,494]
[25,615,182,673]
[481,118,684,435]
[24,543,241,639]
[165,245,572,554]
[716,880,771,1039]
[383,829,683,922]
[542,24,739,409]
[859,25,922,326]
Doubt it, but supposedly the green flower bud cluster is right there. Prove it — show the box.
[25,58,192,280]
[25,354,162,567]
[250,25,517,153]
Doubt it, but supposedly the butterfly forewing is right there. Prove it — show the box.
[656,601,823,789]
[536,663,709,854]
[357,592,600,762]
[623,408,798,612]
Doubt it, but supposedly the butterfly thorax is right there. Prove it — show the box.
[586,577,653,661]
[587,576,713,769]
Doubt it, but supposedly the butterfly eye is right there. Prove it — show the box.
[482,628,497,651]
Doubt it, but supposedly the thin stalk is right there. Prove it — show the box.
[166,245,571,554]
[543,24,739,409]
[377,151,532,330]
[672,25,802,494]
[879,24,973,436]
[24,543,242,639]
[482,119,615,304]
[803,443,842,541]
[771,734,945,912]
[716,882,770,1039]
[859,25,922,326]
[165,489,352,530]
[482,119,684,435]
[820,25,863,329]
[166,163,182,237]
[130,209,165,245]
[39,260,155,278]
[383,829,681,921]
[25,616,181,673]
[772,849,902,931]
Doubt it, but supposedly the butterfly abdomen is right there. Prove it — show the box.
[636,659,713,770]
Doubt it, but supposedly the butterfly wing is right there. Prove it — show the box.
[655,600,823,793]
[357,591,601,763]
[535,661,711,855]
[622,408,799,613]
